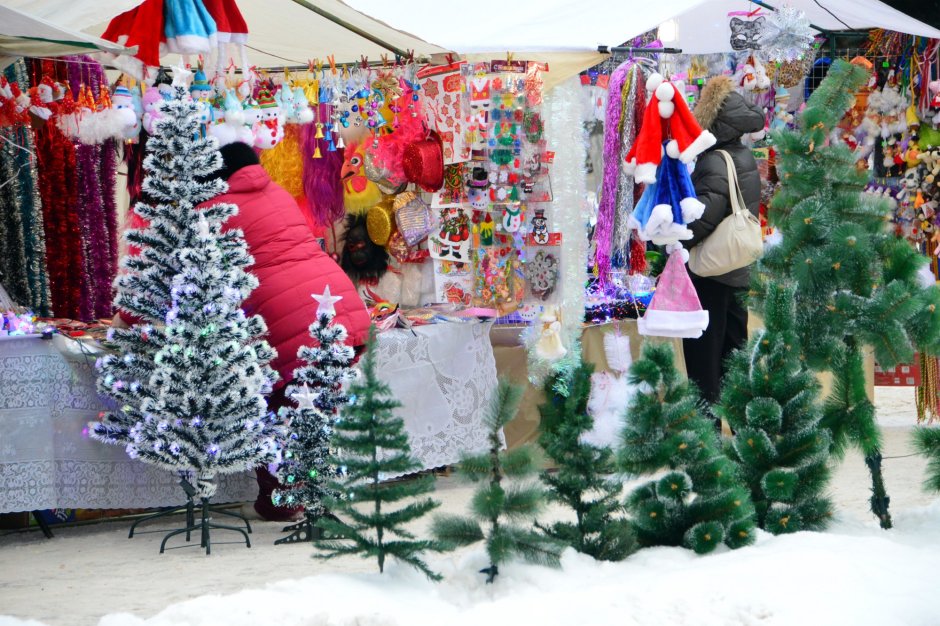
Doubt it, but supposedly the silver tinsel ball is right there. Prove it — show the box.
[759,7,815,62]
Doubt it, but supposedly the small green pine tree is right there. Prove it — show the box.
[316,326,442,581]
[717,282,833,534]
[536,362,637,561]
[620,343,756,554]
[757,59,940,528]
[432,380,563,583]
[912,426,940,494]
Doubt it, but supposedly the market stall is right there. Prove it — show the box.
[3,0,940,536]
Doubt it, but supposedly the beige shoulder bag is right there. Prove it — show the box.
[688,150,763,277]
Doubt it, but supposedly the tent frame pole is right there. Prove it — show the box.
[288,0,408,58]
[597,46,682,55]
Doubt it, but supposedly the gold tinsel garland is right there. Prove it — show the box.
[917,353,940,424]
[259,124,305,198]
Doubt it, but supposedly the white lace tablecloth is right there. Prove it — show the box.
[0,336,255,513]
[0,322,498,512]
[372,321,498,477]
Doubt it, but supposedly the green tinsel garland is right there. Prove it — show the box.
[0,59,51,315]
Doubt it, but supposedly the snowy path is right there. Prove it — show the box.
[0,387,938,626]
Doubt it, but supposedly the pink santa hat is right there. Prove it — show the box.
[637,250,709,339]
[624,74,716,184]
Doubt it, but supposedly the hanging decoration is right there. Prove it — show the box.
[729,15,766,51]
[758,6,816,62]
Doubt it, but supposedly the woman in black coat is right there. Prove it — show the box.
[683,76,766,404]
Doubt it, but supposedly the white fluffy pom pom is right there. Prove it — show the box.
[666,140,681,159]
[646,73,664,93]
[655,82,674,102]
[658,100,675,119]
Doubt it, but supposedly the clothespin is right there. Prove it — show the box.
[445,53,456,67]
[327,54,337,75]
[381,53,390,68]
[360,55,370,70]
[506,51,514,64]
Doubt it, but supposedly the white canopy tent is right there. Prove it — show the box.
[4,0,940,84]
[0,4,134,70]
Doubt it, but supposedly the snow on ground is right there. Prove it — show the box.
[1,386,938,626]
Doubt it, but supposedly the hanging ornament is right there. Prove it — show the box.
[729,15,766,51]
[759,7,815,62]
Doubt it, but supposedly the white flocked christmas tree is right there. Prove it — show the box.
[273,286,358,543]
[92,82,281,504]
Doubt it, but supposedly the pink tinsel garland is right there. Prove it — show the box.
[595,61,631,286]
[302,105,345,228]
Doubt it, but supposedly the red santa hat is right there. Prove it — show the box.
[100,0,165,81]
[202,0,248,43]
[624,74,716,184]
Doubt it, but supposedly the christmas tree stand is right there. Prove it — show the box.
[274,511,342,544]
[159,496,251,555]
[128,477,197,539]
[128,478,252,541]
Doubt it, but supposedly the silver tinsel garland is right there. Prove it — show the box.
[523,76,590,384]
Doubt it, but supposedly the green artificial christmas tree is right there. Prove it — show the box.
[316,326,442,580]
[912,426,940,494]
[536,362,637,561]
[717,282,833,534]
[757,59,940,528]
[620,343,756,554]
[433,380,563,583]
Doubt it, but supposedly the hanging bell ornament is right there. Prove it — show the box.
[315,123,324,139]
[312,145,322,159]
[337,136,345,149]
[327,140,336,152]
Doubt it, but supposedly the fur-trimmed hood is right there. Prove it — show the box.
[693,76,765,145]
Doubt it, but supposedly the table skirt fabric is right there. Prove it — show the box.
[0,322,499,513]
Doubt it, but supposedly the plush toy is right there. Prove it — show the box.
[252,88,284,149]
[736,56,771,93]
[896,167,921,206]
[291,86,314,124]
[112,84,142,141]
[341,141,383,214]
[141,85,164,134]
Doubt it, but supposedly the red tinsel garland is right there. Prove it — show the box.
[33,120,83,319]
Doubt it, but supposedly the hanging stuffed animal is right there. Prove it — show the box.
[112,84,142,141]
[141,85,164,135]
[341,141,383,214]
[252,88,284,149]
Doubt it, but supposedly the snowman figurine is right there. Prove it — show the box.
[112,84,142,141]
[189,69,214,130]
[252,88,284,149]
